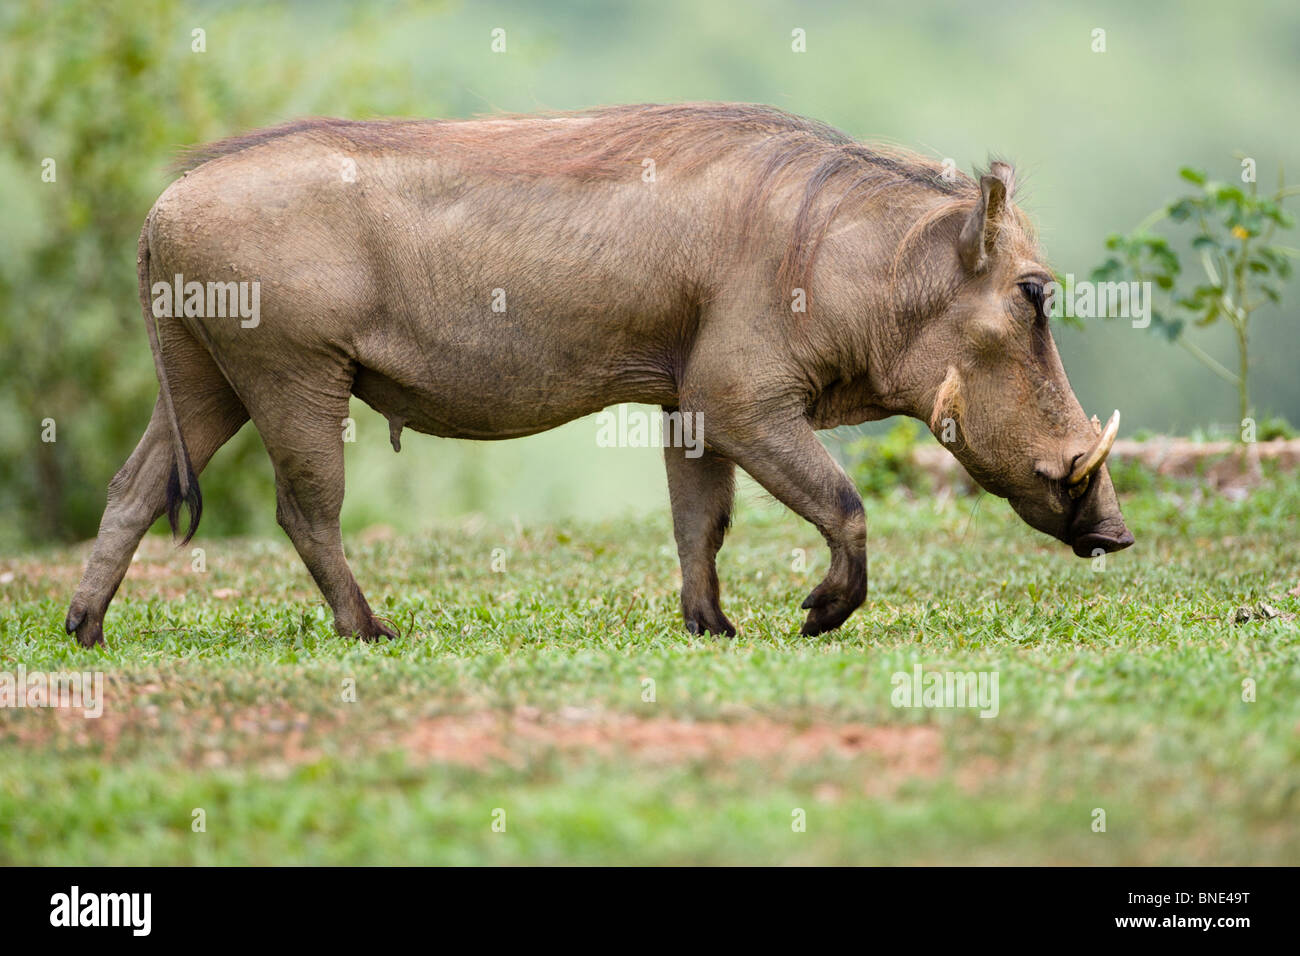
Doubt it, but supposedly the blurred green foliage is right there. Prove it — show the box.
[842,419,932,498]
[0,0,436,548]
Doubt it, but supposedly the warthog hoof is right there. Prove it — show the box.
[359,615,399,642]
[684,606,736,638]
[64,603,105,648]
[799,584,863,637]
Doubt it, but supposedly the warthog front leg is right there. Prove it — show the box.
[713,415,867,636]
[663,433,736,636]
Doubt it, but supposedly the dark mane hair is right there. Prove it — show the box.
[174,103,989,309]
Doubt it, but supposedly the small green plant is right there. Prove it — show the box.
[1091,161,1298,431]
[1256,415,1298,441]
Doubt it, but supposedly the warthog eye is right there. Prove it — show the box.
[1017,281,1047,320]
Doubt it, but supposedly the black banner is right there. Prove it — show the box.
[1,866,1282,942]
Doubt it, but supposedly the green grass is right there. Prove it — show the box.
[2,476,1298,864]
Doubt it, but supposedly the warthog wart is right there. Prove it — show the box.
[65,103,1132,646]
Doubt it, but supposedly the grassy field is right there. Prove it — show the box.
[1,473,1298,865]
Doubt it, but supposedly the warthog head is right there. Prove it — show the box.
[905,162,1133,557]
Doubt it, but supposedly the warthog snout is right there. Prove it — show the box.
[1063,412,1133,557]
[1067,488,1135,558]
[1015,410,1133,559]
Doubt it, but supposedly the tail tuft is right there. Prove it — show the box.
[165,448,202,545]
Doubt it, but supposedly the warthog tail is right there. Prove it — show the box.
[138,215,202,545]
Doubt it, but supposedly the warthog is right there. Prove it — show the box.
[66,103,1133,647]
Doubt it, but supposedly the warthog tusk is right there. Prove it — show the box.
[1068,410,1120,494]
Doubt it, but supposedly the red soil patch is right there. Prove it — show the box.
[4,689,944,783]
[398,707,943,776]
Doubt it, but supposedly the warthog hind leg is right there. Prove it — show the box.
[65,350,248,647]
[663,431,736,636]
[247,371,396,641]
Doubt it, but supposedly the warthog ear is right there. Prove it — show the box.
[958,161,1015,274]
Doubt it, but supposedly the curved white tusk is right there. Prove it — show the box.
[1068,410,1120,488]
